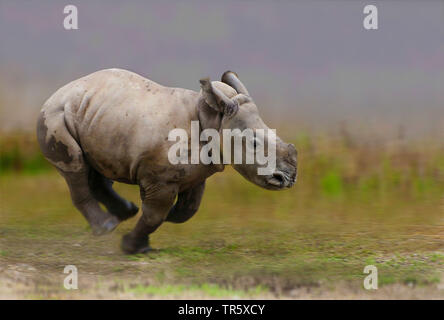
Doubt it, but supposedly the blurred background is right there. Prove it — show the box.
[0,0,443,136]
[0,0,443,298]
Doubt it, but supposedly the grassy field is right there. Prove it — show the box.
[0,132,443,299]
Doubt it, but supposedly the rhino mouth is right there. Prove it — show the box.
[266,170,296,189]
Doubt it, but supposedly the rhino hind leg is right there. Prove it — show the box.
[37,111,120,236]
[88,169,139,221]
[60,170,121,236]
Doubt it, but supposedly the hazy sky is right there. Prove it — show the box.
[0,0,443,137]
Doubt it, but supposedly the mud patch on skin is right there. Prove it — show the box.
[36,113,73,164]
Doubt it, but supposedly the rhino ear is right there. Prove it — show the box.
[199,78,239,117]
[199,78,219,111]
[197,100,223,131]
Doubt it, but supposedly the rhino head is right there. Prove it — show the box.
[198,71,298,190]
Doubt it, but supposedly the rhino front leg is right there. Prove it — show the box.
[165,181,205,223]
[121,183,178,254]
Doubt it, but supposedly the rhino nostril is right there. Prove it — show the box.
[273,172,285,184]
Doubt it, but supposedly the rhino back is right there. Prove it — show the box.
[45,69,199,183]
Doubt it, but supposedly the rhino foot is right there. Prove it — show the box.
[121,233,152,254]
[91,216,120,236]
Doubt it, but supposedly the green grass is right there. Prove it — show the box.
[127,283,268,298]
[1,132,443,298]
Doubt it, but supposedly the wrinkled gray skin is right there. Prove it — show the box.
[37,69,297,254]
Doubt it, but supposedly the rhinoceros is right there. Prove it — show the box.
[37,69,297,254]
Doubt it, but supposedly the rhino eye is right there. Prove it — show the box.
[252,138,262,149]
[246,137,262,152]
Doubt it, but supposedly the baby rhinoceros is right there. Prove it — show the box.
[37,69,298,254]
